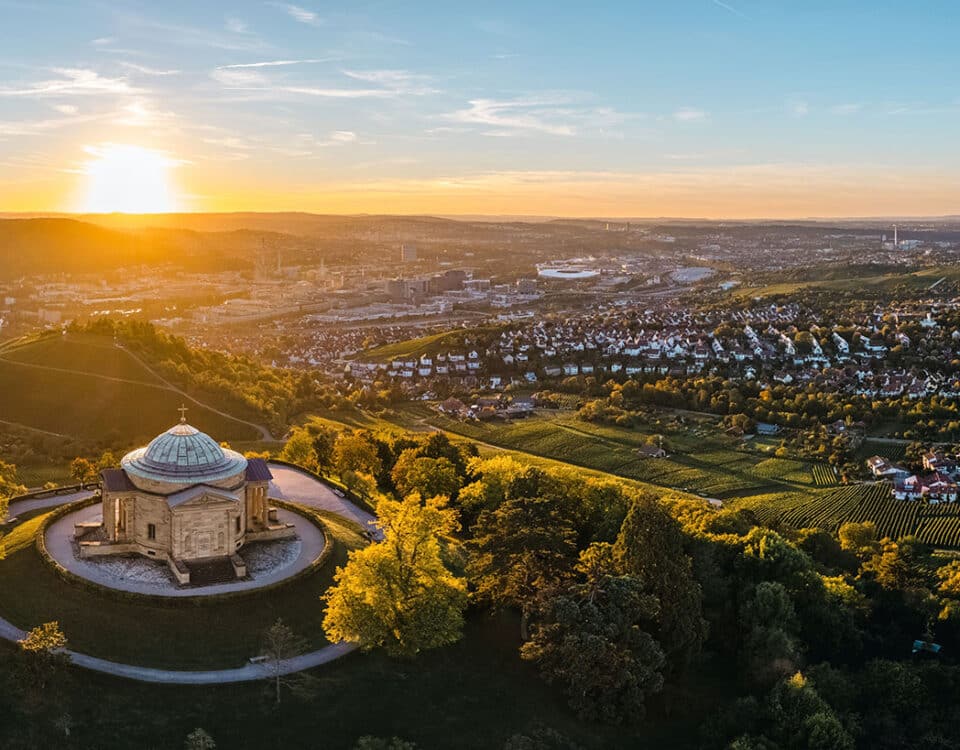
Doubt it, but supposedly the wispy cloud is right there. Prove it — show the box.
[447,98,577,136]
[787,99,809,117]
[210,67,437,100]
[830,103,862,115]
[673,107,708,122]
[117,14,267,52]
[711,0,749,20]
[211,67,269,87]
[217,58,332,69]
[114,97,176,127]
[270,3,323,27]
[266,86,398,99]
[341,69,439,95]
[446,97,635,137]
[120,62,180,76]
[225,17,248,34]
[0,110,104,137]
[0,68,142,97]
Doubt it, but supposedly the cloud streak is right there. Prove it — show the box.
[0,68,141,97]
[711,0,749,20]
[271,3,323,27]
[217,58,332,69]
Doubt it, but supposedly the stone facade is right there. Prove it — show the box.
[80,419,295,585]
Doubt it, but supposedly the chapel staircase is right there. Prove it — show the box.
[184,557,238,586]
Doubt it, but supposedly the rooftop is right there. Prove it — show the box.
[121,421,248,486]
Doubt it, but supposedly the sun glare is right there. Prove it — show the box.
[79,144,180,214]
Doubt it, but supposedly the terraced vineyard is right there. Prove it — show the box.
[811,463,838,486]
[745,482,960,548]
[420,411,805,499]
[858,439,907,461]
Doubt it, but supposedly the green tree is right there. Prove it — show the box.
[353,738,418,750]
[16,621,70,714]
[739,582,802,686]
[468,496,578,635]
[260,619,315,705]
[323,494,467,656]
[613,495,707,671]
[0,460,27,518]
[521,574,665,722]
[184,728,217,750]
[333,432,382,477]
[837,521,880,561]
[279,427,318,471]
[391,450,461,499]
[309,424,338,472]
[70,457,97,485]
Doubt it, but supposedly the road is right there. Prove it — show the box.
[0,463,374,684]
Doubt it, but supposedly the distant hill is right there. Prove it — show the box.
[0,218,301,278]
[0,219,173,278]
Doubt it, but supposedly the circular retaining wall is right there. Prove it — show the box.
[36,498,334,605]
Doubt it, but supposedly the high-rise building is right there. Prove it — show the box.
[401,243,418,262]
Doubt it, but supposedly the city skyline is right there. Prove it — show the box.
[2,0,959,217]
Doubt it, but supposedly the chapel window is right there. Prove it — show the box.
[147,523,156,540]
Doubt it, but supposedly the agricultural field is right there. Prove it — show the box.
[812,463,839,486]
[361,326,498,363]
[737,482,960,548]
[411,408,817,500]
[857,438,908,461]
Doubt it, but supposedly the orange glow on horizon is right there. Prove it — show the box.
[75,144,182,214]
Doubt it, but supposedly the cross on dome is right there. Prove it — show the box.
[178,404,188,423]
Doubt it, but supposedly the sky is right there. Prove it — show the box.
[1,0,959,218]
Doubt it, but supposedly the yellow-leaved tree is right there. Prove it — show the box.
[322,493,467,657]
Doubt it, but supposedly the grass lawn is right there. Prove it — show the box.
[0,334,260,447]
[1,333,164,385]
[0,608,733,750]
[0,506,365,669]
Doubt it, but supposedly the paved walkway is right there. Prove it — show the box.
[0,463,375,684]
[5,489,94,519]
[268,464,380,538]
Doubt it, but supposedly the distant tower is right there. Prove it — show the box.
[893,224,898,247]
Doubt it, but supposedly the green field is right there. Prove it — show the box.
[0,333,260,450]
[1,333,164,384]
[361,329,484,363]
[858,438,908,461]
[734,482,960,548]
[739,265,960,300]
[411,408,814,500]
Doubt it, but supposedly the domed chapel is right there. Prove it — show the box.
[78,407,296,585]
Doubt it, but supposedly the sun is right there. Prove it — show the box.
[78,144,181,214]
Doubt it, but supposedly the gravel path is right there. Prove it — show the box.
[0,463,374,684]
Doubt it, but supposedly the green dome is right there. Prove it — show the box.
[121,423,247,486]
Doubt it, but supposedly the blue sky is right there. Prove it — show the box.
[1,0,959,216]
